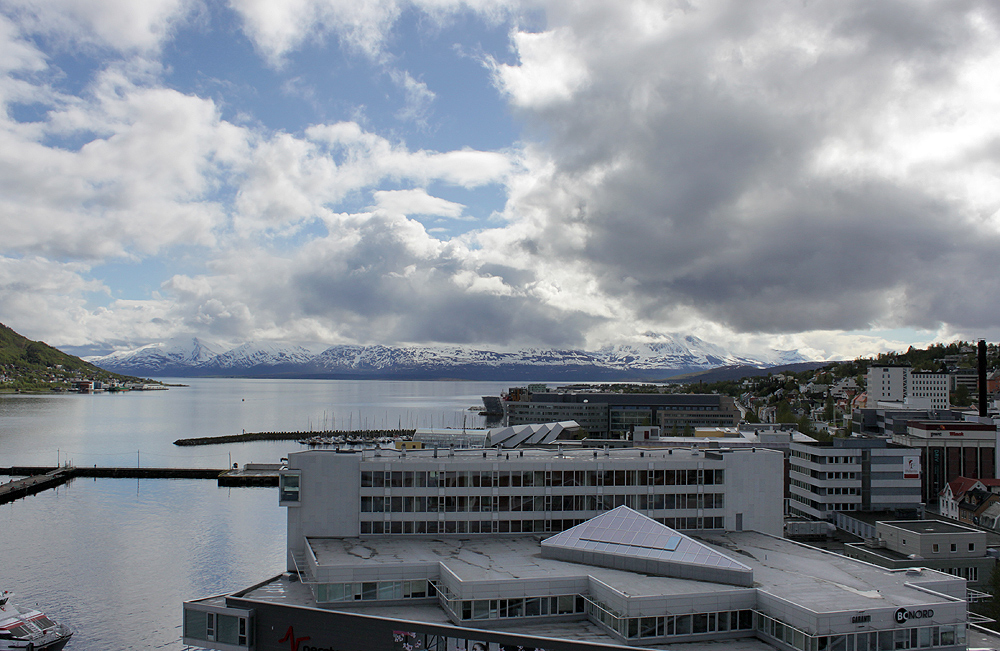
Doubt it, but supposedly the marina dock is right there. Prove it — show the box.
[0,464,280,504]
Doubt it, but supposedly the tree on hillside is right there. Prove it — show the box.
[952,384,972,407]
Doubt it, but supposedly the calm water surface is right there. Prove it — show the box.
[0,379,514,650]
[0,378,511,467]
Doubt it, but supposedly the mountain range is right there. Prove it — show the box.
[86,334,809,381]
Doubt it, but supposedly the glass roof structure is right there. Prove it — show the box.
[541,506,754,587]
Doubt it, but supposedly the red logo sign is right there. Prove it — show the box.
[280,625,311,651]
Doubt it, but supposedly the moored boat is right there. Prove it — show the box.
[0,591,72,651]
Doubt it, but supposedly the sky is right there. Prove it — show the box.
[1,0,999,361]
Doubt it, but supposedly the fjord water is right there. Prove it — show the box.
[0,378,510,650]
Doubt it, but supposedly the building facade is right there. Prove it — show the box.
[892,421,1000,504]
[843,520,993,589]
[868,364,910,404]
[788,438,922,521]
[184,507,974,651]
[505,392,740,438]
[278,446,784,568]
[866,365,950,410]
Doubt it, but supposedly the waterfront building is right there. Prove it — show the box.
[788,438,922,522]
[277,446,784,567]
[484,421,583,448]
[505,392,740,439]
[184,504,976,651]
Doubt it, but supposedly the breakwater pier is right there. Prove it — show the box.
[173,428,415,446]
[0,464,280,505]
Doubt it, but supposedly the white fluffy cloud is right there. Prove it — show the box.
[372,189,465,218]
[5,0,196,52]
[4,0,1000,360]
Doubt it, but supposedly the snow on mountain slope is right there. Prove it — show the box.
[88,333,808,378]
[88,337,221,373]
[202,341,322,370]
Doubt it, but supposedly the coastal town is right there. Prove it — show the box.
[178,340,1000,651]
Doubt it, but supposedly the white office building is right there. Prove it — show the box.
[867,365,950,410]
[278,446,784,568]
[789,438,922,521]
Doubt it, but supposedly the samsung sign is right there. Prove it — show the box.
[895,608,934,624]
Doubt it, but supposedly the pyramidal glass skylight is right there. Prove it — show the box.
[541,506,753,585]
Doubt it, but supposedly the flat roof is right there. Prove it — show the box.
[307,536,739,598]
[292,446,750,465]
[880,520,982,535]
[300,531,961,614]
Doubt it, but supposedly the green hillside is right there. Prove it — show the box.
[0,322,150,391]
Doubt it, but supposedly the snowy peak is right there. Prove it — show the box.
[87,335,808,379]
[204,341,321,370]
[93,337,221,372]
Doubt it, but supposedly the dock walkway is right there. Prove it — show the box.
[0,467,77,505]
[0,465,280,504]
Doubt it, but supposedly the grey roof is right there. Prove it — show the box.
[879,520,982,535]
[542,506,754,586]
[485,421,580,447]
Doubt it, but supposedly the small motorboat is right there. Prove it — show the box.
[0,591,73,651]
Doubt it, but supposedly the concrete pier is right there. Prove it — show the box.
[0,464,279,504]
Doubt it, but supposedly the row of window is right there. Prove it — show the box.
[789,493,857,512]
[589,603,754,640]
[360,493,726,513]
[758,612,964,651]
[315,579,435,603]
[453,595,586,621]
[945,566,979,581]
[790,450,860,465]
[360,468,726,489]
[183,610,251,648]
[929,542,976,553]
[358,516,728,535]
[790,479,860,496]
[790,463,858,481]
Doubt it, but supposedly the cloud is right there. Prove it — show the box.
[154,210,600,347]
[228,0,518,64]
[228,0,404,63]
[490,26,590,108]
[5,0,1000,359]
[372,188,465,218]
[5,0,197,52]
[389,69,436,124]
[491,0,1000,340]
[232,123,512,233]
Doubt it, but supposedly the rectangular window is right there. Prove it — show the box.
[279,473,300,502]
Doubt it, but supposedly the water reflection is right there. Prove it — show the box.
[0,478,285,650]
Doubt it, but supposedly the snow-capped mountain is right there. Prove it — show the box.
[200,341,323,371]
[91,337,222,374]
[87,333,809,380]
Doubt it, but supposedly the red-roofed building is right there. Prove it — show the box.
[939,477,984,519]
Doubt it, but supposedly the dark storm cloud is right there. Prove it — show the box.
[285,214,600,347]
[503,0,1000,336]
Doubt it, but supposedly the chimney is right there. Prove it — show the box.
[979,339,988,418]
